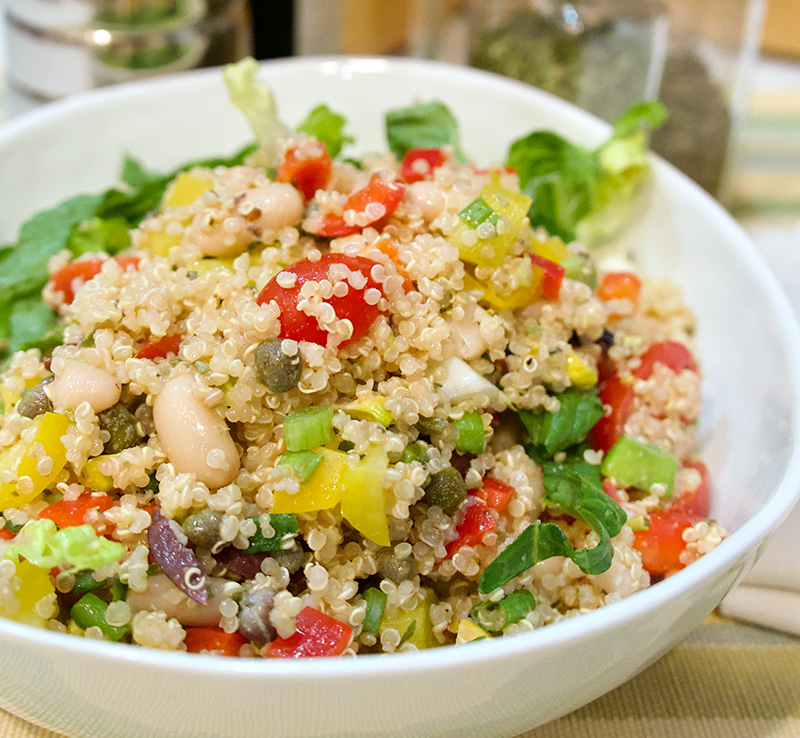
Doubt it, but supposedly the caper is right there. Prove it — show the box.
[376,546,414,584]
[16,378,53,419]
[423,467,466,514]
[400,441,428,465]
[255,338,302,393]
[416,416,449,437]
[237,584,276,646]
[269,543,305,575]
[98,404,141,454]
[182,508,223,548]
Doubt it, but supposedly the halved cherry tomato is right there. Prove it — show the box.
[307,173,405,238]
[50,256,140,304]
[633,341,697,380]
[257,253,383,347]
[602,478,624,504]
[597,271,641,303]
[634,507,702,576]
[184,626,248,656]
[445,499,496,559]
[136,334,181,360]
[591,373,635,452]
[39,493,114,534]
[474,477,514,516]
[530,254,566,301]
[267,606,352,658]
[400,148,446,183]
[277,145,332,202]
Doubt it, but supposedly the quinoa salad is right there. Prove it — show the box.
[0,60,726,657]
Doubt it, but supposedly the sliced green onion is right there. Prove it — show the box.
[455,411,485,454]
[459,197,499,229]
[71,593,130,642]
[362,587,387,635]
[400,441,428,465]
[72,570,109,595]
[470,589,536,632]
[243,514,300,554]
[110,574,128,602]
[398,619,417,646]
[284,406,335,452]
[601,435,678,497]
[278,450,323,484]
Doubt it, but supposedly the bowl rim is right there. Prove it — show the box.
[2,54,800,680]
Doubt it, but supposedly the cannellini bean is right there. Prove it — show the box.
[47,361,121,412]
[127,573,227,627]
[153,375,240,488]
[450,303,489,362]
[239,182,305,232]
[185,211,252,258]
[406,181,445,222]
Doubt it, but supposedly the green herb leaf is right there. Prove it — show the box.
[611,101,668,138]
[385,101,464,161]
[7,296,63,356]
[518,389,604,455]
[362,587,387,635]
[297,104,354,158]
[67,217,131,257]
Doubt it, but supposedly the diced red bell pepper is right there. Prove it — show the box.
[597,271,641,303]
[445,499,496,559]
[50,256,140,304]
[400,148,446,183]
[39,493,114,534]
[633,341,697,380]
[529,254,566,301]
[474,477,515,516]
[307,173,405,238]
[184,626,248,657]
[277,145,332,202]
[591,373,635,452]
[136,334,182,360]
[0,526,15,540]
[267,606,352,658]
[256,253,383,347]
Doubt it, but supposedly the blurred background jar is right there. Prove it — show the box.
[3,0,252,116]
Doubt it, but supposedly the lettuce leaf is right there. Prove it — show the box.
[297,104,353,158]
[385,101,465,161]
[4,519,125,573]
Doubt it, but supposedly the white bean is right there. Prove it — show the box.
[240,182,305,232]
[47,361,121,412]
[450,303,489,362]
[185,211,252,258]
[406,181,445,222]
[153,375,240,488]
[126,573,226,627]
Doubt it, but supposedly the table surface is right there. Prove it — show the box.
[0,38,799,738]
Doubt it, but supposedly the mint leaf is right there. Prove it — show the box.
[297,104,353,158]
[518,389,604,455]
[385,101,464,161]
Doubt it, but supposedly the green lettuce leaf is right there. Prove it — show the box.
[518,388,604,455]
[385,100,465,161]
[297,104,354,158]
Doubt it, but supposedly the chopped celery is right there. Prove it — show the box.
[284,406,335,452]
[601,435,678,497]
[72,570,109,595]
[455,412,485,455]
[243,514,300,554]
[470,589,536,631]
[71,593,130,642]
[362,587,387,635]
[278,450,323,484]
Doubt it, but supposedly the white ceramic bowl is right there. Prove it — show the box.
[1,57,800,738]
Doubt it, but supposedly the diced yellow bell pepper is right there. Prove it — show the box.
[447,179,532,268]
[139,230,183,257]
[456,618,491,644]
[188,257,237,276]
[341,396,393,427]
[340,445,389,546]
[566,350,598,388]
[0,560,56,628]
[462,273,531,311]
[164,172,213,208]
[0,413,71,512]
[380,588,438,650]
[82,456,114,493]
[531,235,571,265]
[271,448,348,514]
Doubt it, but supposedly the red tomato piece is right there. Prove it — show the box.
[633,341,697,380]
[634,507,703,576]
[474,477,515,516]
[184,626,248,657]
[530,254,566,301]
[277,145,332,202]
[50,256,141,304]
[597,271,641,303]
[136,334,182,360]
[39,493,114,534]
[400,148,446,183]
[591,373,635,452]
[256,253,383,347]
[308,173,405,238]
[0,526,14,541]
[364,236,414,293]
[445,499,496,559]
[672,460,710,517]
[267,606,352,658]
[602,478,624,504]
